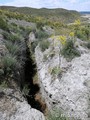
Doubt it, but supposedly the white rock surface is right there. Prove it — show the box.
[35,38,90,120]
[42,26,55,35]
[0,88,45,120]
[29,32,36,43]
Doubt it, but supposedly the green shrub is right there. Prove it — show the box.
[36,22,45,29]
[61,39,80,60]
[21,27,32,38]
[86,42,90,49]
[5,41,20,56]
[35,30,49,39]
[22,84,30,97]
[3,32,23,43]
[2,54,17,72]
[51,66,61,76]
[75,30,87,40]
[75,25,90,41]
[0,18,9,31]
[10,34,22,42]
[0,81,8,88]
[39,40,50,52]
[82,27,90,40]
[9,24,21,34]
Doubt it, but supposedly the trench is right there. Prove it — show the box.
[22,45,46,113]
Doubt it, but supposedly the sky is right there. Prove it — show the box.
[0,0,90,11]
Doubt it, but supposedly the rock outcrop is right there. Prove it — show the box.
[35,37,90,120]
[0,32,45,120]
[0,88,45,120]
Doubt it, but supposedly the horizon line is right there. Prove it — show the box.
[0,5,90,12]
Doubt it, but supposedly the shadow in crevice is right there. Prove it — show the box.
[23,46,46,113]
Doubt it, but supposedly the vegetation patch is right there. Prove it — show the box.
[0,17,9,31]
[61,39,80,60]
[51,66,61,77]
[86,42,90,49]
[35,30,49,39]
[39,40,50,52]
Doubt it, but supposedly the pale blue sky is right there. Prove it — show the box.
[0,0,90,11]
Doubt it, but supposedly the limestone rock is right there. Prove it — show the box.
[35,38,90,120]
[0,88,45,120]
[29,32,36,43]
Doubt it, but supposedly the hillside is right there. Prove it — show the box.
[0,6,80,23]
[0,6,90,120]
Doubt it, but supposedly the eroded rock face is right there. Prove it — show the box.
[35,38,90,120]
[29,32,36,43]
[0,88,45,120]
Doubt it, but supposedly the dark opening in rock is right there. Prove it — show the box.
[22,45,46,113]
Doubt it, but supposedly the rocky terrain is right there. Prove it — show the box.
[0,88,45,120]
[0,7,90,120]
[81,14,90,23]
[35,37,90,120]
[0,33,45,120]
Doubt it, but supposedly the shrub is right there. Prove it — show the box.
[39,40,50,52]
[75,25,90,41]
[9,24,21,34]
[5,41,20,56]
[2,54,17,73]
[82,27,90,40]
[22,84,30,97]
[0,81,8,88]
[61,39,80,60]
[51,66,61,76]
[0,18,9,31]
[21,27,32,38]
[3,32,23,43]
[86,42,90,49]
[35,30,49,39]
[75,30,87,41]
[36,22,44,30]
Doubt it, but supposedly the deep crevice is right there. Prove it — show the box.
[22,44,46,113]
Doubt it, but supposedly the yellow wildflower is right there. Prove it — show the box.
[75,19,81,25]
[69,32,74,37]
[58,35,66,45]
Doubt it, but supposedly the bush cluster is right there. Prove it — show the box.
[75,25,90,41]
[39,39,50,52]
[0,17,9,31]
[61,39,80,60]
[1,27,26,83]
[35,30,49,39]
